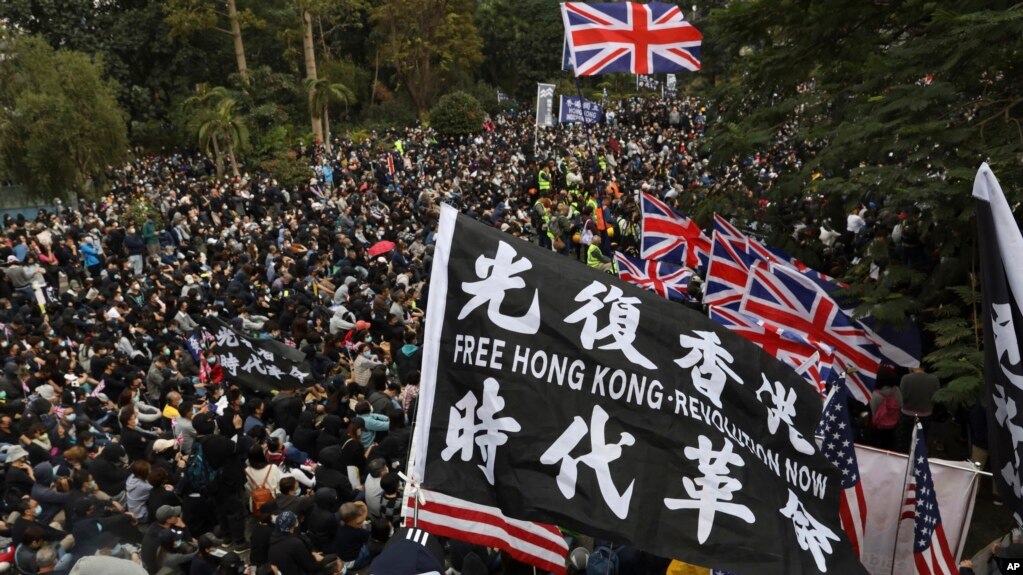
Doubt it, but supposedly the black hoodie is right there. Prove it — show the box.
[306,487,339,552]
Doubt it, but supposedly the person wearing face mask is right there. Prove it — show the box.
[11,498,68,550]
[124,225,145,277]
[351,343,382,392]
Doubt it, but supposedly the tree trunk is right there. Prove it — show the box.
[302,8,323,145]
[226,0,250,85]
[227,140,240,178]
[323,106,332,155]
[211,135,225,178]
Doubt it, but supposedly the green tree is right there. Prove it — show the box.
[185,84,248,177]
[0,35,127,199]
[164,0,261,84]
[371,0,484,119]
[305,77,355,154]
[702,1,1023,401]
[430,91,484,137]
[475,0,565,102]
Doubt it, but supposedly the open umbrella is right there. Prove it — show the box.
[367,240,396,257]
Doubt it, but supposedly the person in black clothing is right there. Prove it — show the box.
[12,498,67,548]
[307,487,340,552]
[118,405,152,462]
[4,445,35,500]
[87,443,129,501]
[0,415,20,444]
[189,533,224,575]
[193,412,248,551]
[248,501,278,567]
[315,415,344,459]
[268,511,340,575]
[146,466,182,522]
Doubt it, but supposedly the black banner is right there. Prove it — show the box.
[412,206,866,575]
[974,164,1023,528]
[201,318,313,393]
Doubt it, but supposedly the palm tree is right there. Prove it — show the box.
[305,77,355,155]
[185,84,230,177]
[196,96,248,178]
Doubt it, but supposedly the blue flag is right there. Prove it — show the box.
[558,95,602,124]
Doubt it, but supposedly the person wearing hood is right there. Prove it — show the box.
[328,304,356,335]
[31,461,71,525]
[86,443,129,501]
[267,511,338,575]
[307,487,341,552]
[394,330,422,386]
[315,414,345,457]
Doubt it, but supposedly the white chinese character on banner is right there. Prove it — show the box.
[215,327,238,348]
[663,435,754,543]
[674,331,742,408]
[458,241,540,334]
[241,354,267,375]
[756,374,815,455]
[219,353,240,376]
[264,364,284,380]
[540,405,636,519]
[441,378,521,485]
[992,302,1023,388]
[289,366,310,383]
[257,348,275,362]
[779,488,839,571]
[564,281,655,369]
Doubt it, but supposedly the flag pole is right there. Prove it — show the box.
[890,420,920,575]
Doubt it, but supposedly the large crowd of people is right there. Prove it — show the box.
[0,94,962,575]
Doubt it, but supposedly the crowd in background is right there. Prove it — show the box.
[0,94,957,575]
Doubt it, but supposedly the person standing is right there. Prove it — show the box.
[896,366,940,452]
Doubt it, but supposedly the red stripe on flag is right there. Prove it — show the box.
[404,492,568,574]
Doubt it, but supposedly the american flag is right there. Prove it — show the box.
[404,487,568,574]
[901,427,959,575]
[740,261,881,403]
[704,228,753,308]
[561,2,702,76]
[640,192,710,270]
[710,305,832,394]
[816,384,867,558]
[614,253,693,302]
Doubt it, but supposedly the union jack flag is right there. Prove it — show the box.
[709,305,832,394]
[816,384,867,559]
[746,236,845,288]
[704,228,753,309]
[901,425,959,575]
[747,236,923,369]
[561,2,702,76]
[713,213,746,240]
[740,261,881,403]
[640,192,710,270]
[614,253,693,302]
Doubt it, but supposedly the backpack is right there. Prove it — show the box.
[185,440,221,493]
[871,392,901,430]
[587,544,619,575]
[247,467,274,517]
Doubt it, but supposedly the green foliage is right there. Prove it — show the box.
[430,91,484,137]
[259,151,311,190]
[702,0,1023,400]
[360,96,419,131]
[475,0,565,102]
[124,195,164,229]
[0,36,128,199]
[371,0,484,117]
